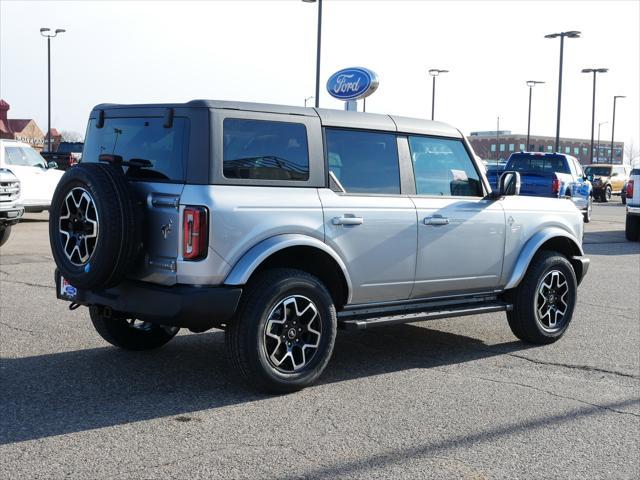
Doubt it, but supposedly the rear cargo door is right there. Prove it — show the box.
[82,114,189,285]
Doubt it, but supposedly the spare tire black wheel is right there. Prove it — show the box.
[49,163,143,289]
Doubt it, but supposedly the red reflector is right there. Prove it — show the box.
[552,176,561,195]
[628,180,634,199]
[183,206,208,260]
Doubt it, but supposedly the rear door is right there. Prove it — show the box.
[407,135,506,298]
[319,128,417,304]
[82,114,190,285]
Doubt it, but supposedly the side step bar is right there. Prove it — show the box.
[338,302,512,330]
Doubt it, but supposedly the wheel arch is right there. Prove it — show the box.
[224,234,352,308]
[505,228,585,290]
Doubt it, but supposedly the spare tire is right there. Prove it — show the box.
[49,163,143,289]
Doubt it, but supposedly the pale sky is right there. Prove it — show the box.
[1,0,639,160]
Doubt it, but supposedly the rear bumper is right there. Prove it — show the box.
[55,269,242,331]
[627,206,640,216]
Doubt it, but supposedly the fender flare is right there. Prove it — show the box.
[504,227,584,290]
[223,234,353,303]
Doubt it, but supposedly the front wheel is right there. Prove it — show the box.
[226,269,337,393]
[601,185,612,202]
[89,306,179,350]
[506,250,577,344]
[0,225,11,247]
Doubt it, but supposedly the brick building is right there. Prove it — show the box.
[0,99,46,151]
[467,130,624,165]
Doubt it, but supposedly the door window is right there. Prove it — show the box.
[408,136,482,197]
[223,118,309,181]
[325,129,400,194]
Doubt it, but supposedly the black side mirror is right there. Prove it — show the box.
[47,161,58,169]
[499,171,521,196]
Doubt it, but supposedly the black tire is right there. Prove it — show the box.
[49,163,143,289]
[626,214,640,241]
[0,225,11,247]
[89,306,179,350]
[226,268,337,393]
[583,196,592,223]
[506,250,577,345]
[601,185,612,202]
[621,192,626,205]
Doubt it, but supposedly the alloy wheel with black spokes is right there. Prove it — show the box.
[535,270,569,333]
[59,187,99,266]
[226,268,337,393]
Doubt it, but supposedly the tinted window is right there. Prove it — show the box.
[83,117,187,181]
[4,146,47,168]
[584,166,612,176]
[325,129,399,194]
[409,136,482,197]
[223,118,309,181]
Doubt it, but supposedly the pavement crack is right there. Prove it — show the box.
[0,278,53,290]
[0,321,35,334]
[505,353,640,380]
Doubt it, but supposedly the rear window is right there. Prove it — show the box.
[82,117,187,181]
[223,118,309,181]
[508,154,570,174]
[57,143,83,153]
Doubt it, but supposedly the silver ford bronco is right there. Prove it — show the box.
[49,100,589,392]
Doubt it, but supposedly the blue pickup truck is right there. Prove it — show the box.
[486,152,592,223]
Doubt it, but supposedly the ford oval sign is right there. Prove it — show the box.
[326,67,379,101]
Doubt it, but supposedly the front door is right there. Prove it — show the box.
[406,135,506,298]
[320,128,417,305]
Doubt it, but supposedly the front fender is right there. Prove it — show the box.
[504,227,584,290]
[223,234,353,302]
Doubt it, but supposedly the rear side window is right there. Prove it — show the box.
[408,136,482,197]
[223,118,309,181]
[325,129,400,194]
[83,117,187,181]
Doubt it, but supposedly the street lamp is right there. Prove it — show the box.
[304,96,314,107]
[428,69,448,120]
[582,67,609,164]
[596,121,608,163]
[545,31,581,152]
[302,0,322,108]
[610,95,625,163]
[40,27,66,152]
[525,80,545,150]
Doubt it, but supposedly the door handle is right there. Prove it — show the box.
[332,216,364,226]
[423,216,449,226]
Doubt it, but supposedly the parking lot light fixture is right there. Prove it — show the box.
[597,121,608,163]
[428,69,449,120]
[581,68,609,164]
[40,27,66,152]
[525,80,545,150]
[610,95,625,163]
[302,0,322,108]
[545,31,581,152]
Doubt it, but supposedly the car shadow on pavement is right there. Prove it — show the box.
[0,324,534,445]
[583,231,640,254]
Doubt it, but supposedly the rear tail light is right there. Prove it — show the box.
[627,180,634,199]
[183,206,208,260]
[552,176,561,196]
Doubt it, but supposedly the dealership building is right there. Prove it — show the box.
[467,131,624,165]
[0,99,60,152]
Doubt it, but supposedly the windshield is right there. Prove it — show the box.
[584,166,612,176]
[4,146,47,168]
[83,117,187,181]
[508,154,569,174]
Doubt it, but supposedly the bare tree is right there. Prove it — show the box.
[625,140,640,166]
[60,130,84,142]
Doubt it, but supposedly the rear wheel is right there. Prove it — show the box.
[601,185,612,202]
[626,215,640,241]
[226,268,337,393]
[0,225,11,247]
[506,250,577,344]
[89,306,179,350]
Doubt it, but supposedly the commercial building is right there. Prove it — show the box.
[0,99,46,151]
[468,131,624,165]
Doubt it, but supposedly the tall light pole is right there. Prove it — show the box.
[596,121,608,163]
[302,0,322,108]
[582,67,609,164]
[610,95,626,163]
[496,116,500,164]
[525,80,545,150]
[40,27,65,152]
[304,96,314,107]
[428,69,448,120]
[545,31,581,152]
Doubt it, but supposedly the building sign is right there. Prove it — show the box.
[326,67,379,101]
[15,135,44,147]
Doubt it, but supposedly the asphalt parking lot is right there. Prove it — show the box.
[1,200,638,479]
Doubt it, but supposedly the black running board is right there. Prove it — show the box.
[338,302,512,330]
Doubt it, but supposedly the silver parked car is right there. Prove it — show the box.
[49,100,589,392]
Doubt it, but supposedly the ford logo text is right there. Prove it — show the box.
[326,67,379,101]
